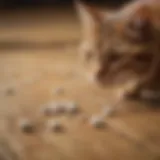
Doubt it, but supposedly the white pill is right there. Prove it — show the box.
[47,120,63,132]
[18,119,35,133]
[89,116,106,128]
[67,102,79,114]
[41,105,56,116]
[41,102,67,116]
[53,103,67,114]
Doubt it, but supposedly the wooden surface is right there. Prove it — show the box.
[0,8,160,160]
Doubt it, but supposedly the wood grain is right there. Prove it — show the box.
[0,8,159,160]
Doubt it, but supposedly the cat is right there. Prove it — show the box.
[76,0,160,102]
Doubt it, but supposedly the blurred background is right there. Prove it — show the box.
[0,0,132,50]
[1,1,160,160]
[0,0,131,9]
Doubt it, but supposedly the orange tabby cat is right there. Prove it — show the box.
[76,0,160,102]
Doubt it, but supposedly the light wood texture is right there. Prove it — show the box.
[0,8,160,160]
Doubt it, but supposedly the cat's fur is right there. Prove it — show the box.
[76,0,160,102]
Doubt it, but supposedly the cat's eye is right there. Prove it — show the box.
[133,53,151,63]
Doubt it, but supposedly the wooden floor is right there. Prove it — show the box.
[0,7,160,160]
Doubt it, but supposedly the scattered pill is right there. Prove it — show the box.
[67,102,80,114]
[41,105,56,116]
[19,119,35,133]
[41,102,67,116]
[47,120,64,133]
[53,103,67,114]
[89,116,106,129]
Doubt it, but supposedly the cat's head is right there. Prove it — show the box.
[76,0,160,102]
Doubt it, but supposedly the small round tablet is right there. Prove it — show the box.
[53,103,67,114]
[19,119,35,133]
[41,105,56,116]
[47,120,63,133]
[41,102,67,116]
[67,102,79,114]
[89,116,106,128]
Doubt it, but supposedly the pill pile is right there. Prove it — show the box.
[18,100,117,134]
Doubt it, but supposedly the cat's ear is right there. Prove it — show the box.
[75,1,105,40]
[126,5,152,42]
[75,1,104,23]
